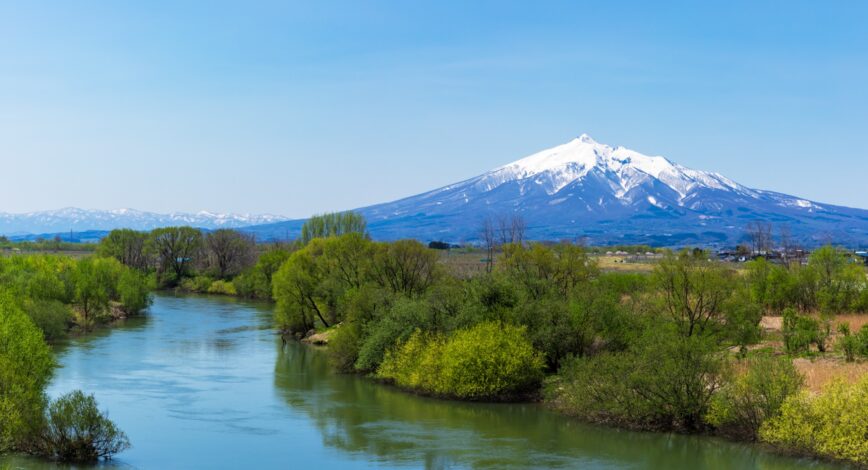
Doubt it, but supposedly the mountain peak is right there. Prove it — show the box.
[575,133,597,144]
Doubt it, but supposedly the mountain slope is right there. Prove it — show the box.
[0,208,287,236]
[247,134,868,246]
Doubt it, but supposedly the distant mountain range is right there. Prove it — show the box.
[247,134,868,246]
[0,208,287,237]
[5,135,868,247]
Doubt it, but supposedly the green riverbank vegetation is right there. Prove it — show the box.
[0,252,145,462]
[10,212,865,466]
[264,213,868,467]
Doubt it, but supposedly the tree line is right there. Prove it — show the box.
[263,215,868,466]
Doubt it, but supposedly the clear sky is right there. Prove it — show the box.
[1,1,866,217]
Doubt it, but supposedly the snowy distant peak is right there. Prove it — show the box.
[0,208,289,235]
[482,134,752,199]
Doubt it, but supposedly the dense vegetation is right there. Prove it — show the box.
[0,242,151,461]
[0,289,133,462]
[261,222,868,466]
[5,210,868,466]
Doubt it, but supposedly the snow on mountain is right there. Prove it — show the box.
[245,134,868,246]
[0,208,288,236]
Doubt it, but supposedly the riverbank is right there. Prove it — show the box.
[2,294,847,470]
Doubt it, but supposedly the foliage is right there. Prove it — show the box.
[371,239,440,297]
[781,308,823,354]
[378,322,544,400]
[149,226,202,287]
[233,245,292,300]
[204,229,256,279]
[548,325,726,431]
[836,323,858,362]
[300,211,367,244]
[23,300,73,341]
[653,250,734,337]
[37,390,130,462]
[116,268,153,314]
[0,293,55,451]
[706,355,803,440]
[760,377,868,466]
[207,279,237,296]
[97,229,149,271]
[179,276,214,293]
[355,297,431,372]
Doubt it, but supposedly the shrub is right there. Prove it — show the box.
[857,325,868,358]
[355,297,431,372]
[179,276,214,293]
[327,322,362,372]
[0,294,55,451]
[24,299,73,341]
[782,308,818,354]
[438,322,544,399]
[547,325,725,431]
[38,390,130,462]
[378,322,544,400]
[207,280,237,296]
[760,377,868,466]
[836,323,858,362]
[117,269,152,314]
[706,355,803,440]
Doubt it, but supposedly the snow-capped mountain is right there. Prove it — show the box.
[0,207,288,236]
[248,134,868,246]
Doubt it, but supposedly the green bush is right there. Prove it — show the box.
[856,325,868,358]
[378,322,544,400]
[179,276,214,293]
[38,390,130,462]
[706,355,803,440]
[24,299,73,341]
[0,293,55,451]
[117,269,152,314]
[782,308,819,354]
[327,322,362,372]
[760,377,868,466]
[355,297,432,372]
[207,280,237,296]
[836,323,858,362]
[547,325,725,431]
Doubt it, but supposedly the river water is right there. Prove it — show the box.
[0,295,842,469]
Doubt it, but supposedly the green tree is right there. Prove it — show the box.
[150,226,202,286]
[38,390,130,462]
[71,258,115,331]
[371,240,439,297]
[97,229,150,271]
[654,250,734,337]
[300,211,367,244]
[706,355,803,440]
[0,293,55,451]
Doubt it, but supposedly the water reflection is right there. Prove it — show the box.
[272,342,834,470]
[0,295,844,470]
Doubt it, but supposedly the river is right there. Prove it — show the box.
[0,295,843,469]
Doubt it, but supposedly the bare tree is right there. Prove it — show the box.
[779,224,795,268]
[746,221,773,256]
[496,214,527,246]
[480,217,497,273]
[205,229,256,279]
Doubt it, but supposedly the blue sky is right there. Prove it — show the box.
[1,1,866,216]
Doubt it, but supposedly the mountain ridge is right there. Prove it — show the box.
[247,134,868,246]
[4,135,867,247]
[0,207,288,236]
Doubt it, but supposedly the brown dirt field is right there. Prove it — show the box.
[793,357,868,393]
